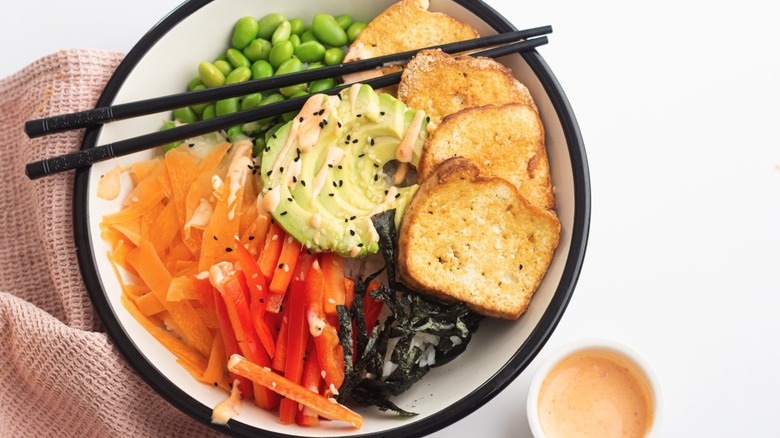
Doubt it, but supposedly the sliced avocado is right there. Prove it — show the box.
[259,84,428,257]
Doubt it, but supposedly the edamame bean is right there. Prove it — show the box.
[324,47,345,66]
[213,59,233,77]
[250,60,274,79]
[268,40,294,68]
[306,62,324,70]
[289,18,305,36]
[187,76,204,91]
[227,125,247,143]
[276,58,306,96]
[289,34,301,49]
[294,41,326,63]
[335,14,353,31]
[300,29,317,43]
[161,121,183,151]
[189,84,210,114]
[226,48,251,69]
[308,77,336,93]
[226,66,251,84]
[216,97,240,116]
[232,16,260,50]
[241,92,263,110]
[312,14,348,47]
[271,21,291,45]
[243,38,272,62]
[201,104,217,120]
[198,61,226,87]
[174,107,198,123]
[257,13,287,39]
[257,93,285,125]
[347,21,367,43]
[282,90,309,122]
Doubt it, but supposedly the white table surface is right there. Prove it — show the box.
[5,1,779,437]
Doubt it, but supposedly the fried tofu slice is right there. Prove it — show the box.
[344,0,479,62]
[397,157,560,320]
[397,49,537,125]
[418,103,554,210]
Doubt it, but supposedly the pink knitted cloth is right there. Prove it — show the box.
[0,49,219,437]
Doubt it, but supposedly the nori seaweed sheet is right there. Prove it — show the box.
[335,210,483,415]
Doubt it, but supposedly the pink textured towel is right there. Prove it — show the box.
[0,49,219,437]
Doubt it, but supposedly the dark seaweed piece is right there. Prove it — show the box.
[336,305,354,377]
[370,209,397,289]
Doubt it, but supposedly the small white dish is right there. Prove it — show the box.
[527,339,663,438]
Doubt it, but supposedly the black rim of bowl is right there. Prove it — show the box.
[73,0,591,436]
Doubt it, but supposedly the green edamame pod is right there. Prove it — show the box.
[256,93,285,125]
[198,61,226,88]
[250,60,274,80]
[241,92,263,111]
[243,38,272,62]
[213,59,233,77]
[289,18,305,36]
[268,40,294,68]
[271,20,291,45]
[216,97,240,116]
[226,48,251,69]
[308,77,336,94]
[161,121,183,151]
[347,21,367,43]
[294,41,326,63]
[225,66,251,84]
[324,47,345,66]
[312,14,348,47]
[201,104,217,120]
[257,13,287,39]
[232,16,260,50]
[306,62,325,70]
[335,14,353,31]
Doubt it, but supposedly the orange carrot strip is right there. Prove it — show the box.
[166,276,200,302]
[269,234,303,295]
[228,354,362,428]
[321,253,346,315]
[199,331,230,391]
[213,286,254,400]
[135,292,166,316]
[271,304,290,372]
[127,241,213,357]
[165,147,199,228]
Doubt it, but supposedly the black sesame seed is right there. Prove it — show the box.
[299,116,304,123]
[294,156,300,162]
[265,146,271,152]
[344,218,349,223]
[328,193,335,197]
[287,197,293,202]
[278,263,285,269]
[318,109,325,115]
[337,165,342,169]
[352,139,358,144]
[328,164,333,168]
[370,138,375,146]
[188,143,195,148]
[350,230,355,236]
[213,235,218,241]
[358,153,365,158]
[332,181,338,187]
[350,215,356,221]
[259,298,264,303]
[356,114,362,117]
[247,164,253,170]
[395,193,401,198]
[357,243,364,247]
[339,180,343,187]
[519,264,524,271]
[374,174,379,181]
[346,135,351,141]
[280,211,288,216]
[323,119,328,125]
[279,167,284,173]
[380,111,385,116]
[213,382,218,387]
[301,180,306,187]
[225,247,233,252]
[337,121,342,128]
[373,163,380,168]
[319,121,324,129]
[266,170,272,176]
[272,134,277,139]
[293,176,298,183]
[249,236,255,241]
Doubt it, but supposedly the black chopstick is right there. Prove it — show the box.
[24,36,548,180]
[24,25,551,138]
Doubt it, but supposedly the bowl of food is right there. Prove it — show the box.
[73,0,590,436]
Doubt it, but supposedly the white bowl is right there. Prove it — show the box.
[72,0,590,436]
[527,339,663,438]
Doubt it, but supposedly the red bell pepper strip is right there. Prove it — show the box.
[269,233,303,295]
[297,336,322,426]
[258,222,285,282]
[278,252,315,424]
[233,237,275,358]
[220,272,280,409]
[321,252,346,315]
[212,286,253,400]
[305,258,345,393]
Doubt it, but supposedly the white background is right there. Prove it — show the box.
[4,0,780,437]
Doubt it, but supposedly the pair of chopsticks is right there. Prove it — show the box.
[24,26,551,180]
